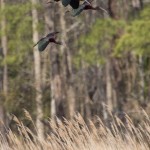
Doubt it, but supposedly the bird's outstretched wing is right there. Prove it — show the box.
[70,0,80,9]
[62,0,71,7]
[46,31,60,38]
[71,4,85,17]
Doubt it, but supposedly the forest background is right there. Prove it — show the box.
[0,0,150,139]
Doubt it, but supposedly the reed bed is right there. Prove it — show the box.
[0,111,150,150]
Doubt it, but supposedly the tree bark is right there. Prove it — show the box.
[59,4,75,119]
[106,59,113,111]
[50,47,62,118]
[31,0,44,139]
[132,0,141,8]
[82,61,91,120]
[1,0,8,96]
[0,0,7,135]
[43,3,63,119]
[138,56,145,103]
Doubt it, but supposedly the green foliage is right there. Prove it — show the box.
[0,1,44,117]
[74,19,125,66]
[0,2,44,66]
[115,6,150,56]
[75,6,150,67]
[0,2,32,66]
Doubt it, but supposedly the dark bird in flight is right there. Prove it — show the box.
[47,0,71,7]
[33,32,61,51]
[47,0,86,9]
[72,0,108,17]
[69,0,90,9]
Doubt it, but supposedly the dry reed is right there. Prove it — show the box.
[0,112,150,150]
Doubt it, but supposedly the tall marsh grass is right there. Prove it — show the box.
[0,111,150,150]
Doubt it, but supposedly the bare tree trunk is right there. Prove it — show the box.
[82,61,91,120]
[43,3,63,119]
[131,0,143,16]
[43,2,56,119]
[59,4,75,119]
[138,56,145,103]
[0,0,7,135]
[106,59,113,111]
[50,47,62,119]
[108,0,130,19]
[31,0,44,139]
[132,0,141,8]
[1,0,8,96]
[50,80,56,119]
[43,6,53,118]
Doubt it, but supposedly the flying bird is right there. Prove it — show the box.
[69,0,80,9]
[65,0,90,9]
[33,32,62,52]
[47,0,72,7]
[72,0,108,17]
[47,0,86,9]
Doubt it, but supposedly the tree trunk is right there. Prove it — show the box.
[132,0,141,8]
[138,56,145,103]
[31,0,44,139]
[1,0,8,96]
[106,59,113,111]
[59,4,75,119]
[50,47,62,118]
[43,2,63,119]
[82,61,91,120]
[0,0,7,135]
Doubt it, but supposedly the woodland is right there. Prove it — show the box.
[0,0,150,143]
